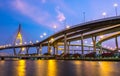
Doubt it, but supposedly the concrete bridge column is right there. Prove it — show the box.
[18,48,22,54]
[55,44,58,55]
[53,46,55,55]
[115,36,119,51]
[39,44,42,55]
[92,35,97,52]
[64,33,67,54]
[36,47,40,54]
[81,34,84,55]
[13,48,16,56]
[48,41,51,54]
[100,43,102,54]
[88,46,90,53]
[67,41,70,54]
[26,47,29,54]
[72,46,74,54]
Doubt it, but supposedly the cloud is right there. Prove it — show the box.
[12,0,59,28]
[56,6,66,22]
[53,0,76,17]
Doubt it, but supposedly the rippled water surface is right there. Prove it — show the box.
[0,60,120,76]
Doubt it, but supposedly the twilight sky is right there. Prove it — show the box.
[0,0,120,54]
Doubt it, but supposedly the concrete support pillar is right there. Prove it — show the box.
[55,44,58,55]
[64,33,67,54]
[53,46,55,55]
[71,46,74,54]
[88,46,90,53]
[18,48,22,54]
[115,36,119,51]
[48,41,51,54]
[81,34,84,55]
[100,43,102,54]
[39,44,42,55]
[92,36,97,52]
[36,47,40,54]
[26,47,29,54]
[67,41,70,54]
[13,48,16,56]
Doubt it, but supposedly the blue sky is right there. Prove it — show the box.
[0,0,120,54]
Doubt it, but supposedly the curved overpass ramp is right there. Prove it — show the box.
[36,16,120,54]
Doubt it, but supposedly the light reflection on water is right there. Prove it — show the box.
[0,60,120,76]
[47,60,57,76]
[17,60,26,76]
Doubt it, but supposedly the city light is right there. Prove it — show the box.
[50,49,53,53]
[24,42,27,44]
[36,40,39,43]
[53,25,57,33]
[66,25,70,29]
[49,38,54,43]
[51,38,54,41]
[114,3,118,7]
[91,42,93,45]
[19,43,22,45]
[100,35,104,39]
[40,35,43,38]
[102,12,107,18]
[30,41,33,44]
[43,32,47,36]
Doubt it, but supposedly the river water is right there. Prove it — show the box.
[0,60,120,76]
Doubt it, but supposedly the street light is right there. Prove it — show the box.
[102,12,107,18]
[24,42,27,44]
[36,40,39,43]
[40,35,43,38]
[19,43,22,45]
[53,25,57,33]
[91,42,93,45]
[66,25,70,29]
[43,32,47,36]
[100,35,104,39]
[30,41,33,44]
[50,38,54,42]
[113,3,118,16]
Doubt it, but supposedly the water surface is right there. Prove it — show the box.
[0,60,120,76]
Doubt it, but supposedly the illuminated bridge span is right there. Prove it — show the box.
[0,16,120,56]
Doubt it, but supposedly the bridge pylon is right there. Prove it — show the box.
[13,24,24,55]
